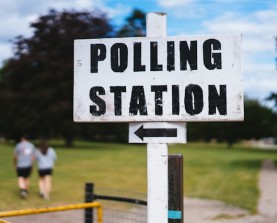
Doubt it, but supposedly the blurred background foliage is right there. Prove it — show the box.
[0,8,276,146]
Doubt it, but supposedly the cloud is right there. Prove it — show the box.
[98,3,131,22]
[0,0,132,65]
[158,0,194,8]
[0,15,35,41]
[203,8,277,52]
[201,6,277,100]
[202,8,277,61]
[0,42,13,64]
[244,74,277,100]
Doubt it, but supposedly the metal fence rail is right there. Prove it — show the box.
[0,202,103,223]
[95,194,147,206]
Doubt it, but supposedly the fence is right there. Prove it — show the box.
[0,183,147,223]
[85,183,147,223]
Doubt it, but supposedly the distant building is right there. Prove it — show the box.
[251,137,277,149]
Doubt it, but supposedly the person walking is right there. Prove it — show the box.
[13,135,35,199]
[35,138,57,200]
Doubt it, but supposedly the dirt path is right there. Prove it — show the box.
[183,159,277,223]
[2,160,277,223]
[258,160,277,217]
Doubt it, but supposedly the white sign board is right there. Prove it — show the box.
[74,34,243,122]
[129,122,186,143]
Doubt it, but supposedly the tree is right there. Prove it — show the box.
[241,99,277,138]
[266,92,277,109]
[116,9,146,37]
[0,9,113,145]
[0,8,147,145]
[188,99,277,147]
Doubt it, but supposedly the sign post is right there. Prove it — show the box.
[145,13,169,223]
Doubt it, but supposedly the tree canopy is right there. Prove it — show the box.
[116,9,146,37]
[188,98,277,147]
[0,8,144,145]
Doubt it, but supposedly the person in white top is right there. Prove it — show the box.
[13,135,35,199]
[35,138,57,199]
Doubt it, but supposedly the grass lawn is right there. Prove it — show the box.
[1,140,277,213]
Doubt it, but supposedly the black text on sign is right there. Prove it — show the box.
[74,34,243,122]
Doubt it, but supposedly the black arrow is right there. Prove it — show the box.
[134,125,177,141]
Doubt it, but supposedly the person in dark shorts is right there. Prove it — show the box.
[13,136,35,199]
[35,138,57,199]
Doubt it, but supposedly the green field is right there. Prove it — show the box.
[1,141,277,213]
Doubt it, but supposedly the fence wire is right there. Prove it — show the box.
[93,201,146,223]
[92,187,147,223]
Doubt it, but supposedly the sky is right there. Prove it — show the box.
[0,0,276,104]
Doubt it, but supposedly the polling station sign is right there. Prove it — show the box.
[74,33,243,122]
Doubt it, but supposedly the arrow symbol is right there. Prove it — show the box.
[134,125,177,141]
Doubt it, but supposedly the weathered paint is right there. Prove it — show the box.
[74,32,243,122]
[146,13,168,223]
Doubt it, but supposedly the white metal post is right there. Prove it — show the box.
[147,143,168,223]
[146,12,168,223]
